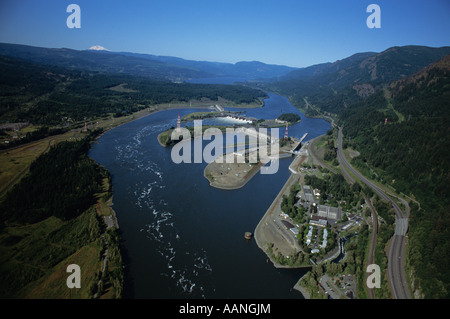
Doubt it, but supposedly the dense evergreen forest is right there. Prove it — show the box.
[0,130,106,225]
[0,55,267,126]
[266,46,450,115]
[340,62,450,298]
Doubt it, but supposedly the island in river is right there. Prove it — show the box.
[203,138,298,190]
[157,110,301,190]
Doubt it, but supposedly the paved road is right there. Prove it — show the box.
[337,127,410,299]
[364,195,378,299]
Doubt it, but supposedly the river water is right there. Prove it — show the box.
[89,88,330,299]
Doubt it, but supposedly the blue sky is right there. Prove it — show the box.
[0,0,449,67]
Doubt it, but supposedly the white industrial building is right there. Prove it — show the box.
[317,204,341,221]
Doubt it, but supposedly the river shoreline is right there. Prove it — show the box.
[89,91,331,298]
[253,133,337,298]
[253,170,313,298]
[204,161,263,190]
[294,276,311,299]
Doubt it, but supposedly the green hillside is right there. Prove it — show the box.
[267,45,450,116]
[271,48,450,298]
[0,131,123,298]
[340,56,450,298]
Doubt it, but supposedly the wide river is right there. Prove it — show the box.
[89,88,330,299]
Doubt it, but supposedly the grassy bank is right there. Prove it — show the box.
[0,133,123,299]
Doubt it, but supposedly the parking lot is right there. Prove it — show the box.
[319,274,356,299]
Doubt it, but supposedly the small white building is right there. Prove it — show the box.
[320,229,328,249]
[313,188,321,197]
[280,212,289,219]
[305,226,313,246]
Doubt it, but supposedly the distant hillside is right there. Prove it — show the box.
[0,43,210,81]
[280,52,377,81]
[115,52,297,80]
[0,43,296,82]
[267,45,450,115]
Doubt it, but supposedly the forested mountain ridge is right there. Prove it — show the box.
[338,54,450,298]
[341,53,450,201]
[389,53,450,101]
[0,43,297,81]
[0,42,212,81]
[266,45,450,115]
[279,51,377,81]
[117,51,298,80]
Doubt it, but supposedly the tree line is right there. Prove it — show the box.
[0,130,106,225]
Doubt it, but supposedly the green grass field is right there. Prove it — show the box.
[0,209,103,298]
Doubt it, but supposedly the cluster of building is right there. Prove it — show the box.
[298,185,342,228]
[309,204,341,228]
[0,122,30,144]
[296,185,347,254]
[305,225,328,254]
[316,204,341,225]
[337,212,364,232]
[279,182,365,257]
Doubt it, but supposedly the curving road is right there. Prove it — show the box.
[337,127,410,299]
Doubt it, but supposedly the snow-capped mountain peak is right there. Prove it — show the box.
[88,45,110,51]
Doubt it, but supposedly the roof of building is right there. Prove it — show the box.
[281,220,295,229]
[310,218,327,227]
[316,205,341,221]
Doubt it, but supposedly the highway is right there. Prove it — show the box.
[364,194,378,299]
[336,127,411,299]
